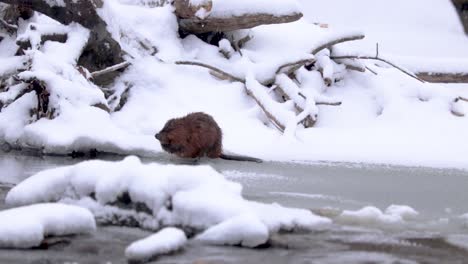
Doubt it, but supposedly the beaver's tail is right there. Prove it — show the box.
[220,153,263,163]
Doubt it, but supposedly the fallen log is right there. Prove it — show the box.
[179,13,303,34]
[175,0,303,34]
[416,72,468,83]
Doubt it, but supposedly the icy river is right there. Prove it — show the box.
[1,152,468,264]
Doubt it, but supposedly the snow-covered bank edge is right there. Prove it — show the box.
[3,156,330,253]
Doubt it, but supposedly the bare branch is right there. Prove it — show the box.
[330,55,426,83]
[91,61,132,78]
[175,61,245,83]
[311,34,365,55]
[455,96,468,103]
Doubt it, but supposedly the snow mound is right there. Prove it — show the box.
[0,203,96,249]
[337,205,419,226]
[125,227,187,261]
[6,156,330,247]
[196,214,269,247]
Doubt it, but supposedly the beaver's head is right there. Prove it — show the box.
[155,118,190,155]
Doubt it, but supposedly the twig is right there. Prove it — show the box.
[455,96,468,103]
[275,58,316,75]
[91,61,132,78]
[316,101,342,106]
[330,55,425,83]
[0,17,17,35]
[365,66,378,75]
[175,61,245,83]
[311,34,365,55]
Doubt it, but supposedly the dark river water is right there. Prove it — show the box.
[1,151,468,264]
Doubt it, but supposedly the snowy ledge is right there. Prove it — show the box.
[0,203,96,249]
[5,156,330,248]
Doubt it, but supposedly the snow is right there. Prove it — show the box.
[125,227,187,261]
[0,0,467,169]
[337,205,419,227]
[446,235,468,251]
[196,214,268,247]
[0,203,96,249]
[209,0,301,18]
[299,0,468,73]
[5,156,330,248]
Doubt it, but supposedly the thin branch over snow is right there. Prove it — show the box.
[275,58,316,75]
[311,34,365,55]
[330,55,426,83]
[175,61,245,83]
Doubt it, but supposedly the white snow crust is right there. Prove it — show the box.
[125,227,187,261]
[209,0,301,18]
[0,203,96,248]
[337,205,419,227]
[6,156,330,248]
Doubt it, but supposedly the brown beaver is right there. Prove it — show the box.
[155,112,262,163]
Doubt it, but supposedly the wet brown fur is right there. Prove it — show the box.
[155,112,261,162]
